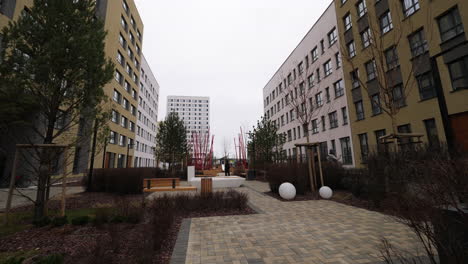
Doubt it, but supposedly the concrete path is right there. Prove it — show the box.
[182,181,425,264]
[0,186,84,211]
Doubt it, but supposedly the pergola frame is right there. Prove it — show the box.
[4,144,69,226]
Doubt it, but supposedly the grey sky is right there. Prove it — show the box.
[135,0,332,157]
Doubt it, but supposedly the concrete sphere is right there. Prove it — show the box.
[319,186,333,199]
[279,182,296,200]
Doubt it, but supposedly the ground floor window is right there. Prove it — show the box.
[340,137,353,165]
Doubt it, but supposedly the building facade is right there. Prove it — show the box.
[0,0,148,182]
[166,96,210,141]
[334,0,468,166]
[263,3,355,167]
[96,0,144,169]
[134,55,159,167]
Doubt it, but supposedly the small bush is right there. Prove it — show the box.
[51,216,68,227]
[2,256,25,264]
[266,162,309,194]
[71,216,89,226]
[34,254,64,264]
[93,207,113,226]
[33,216,51,227]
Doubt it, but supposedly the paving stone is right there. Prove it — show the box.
[178,181,425,264]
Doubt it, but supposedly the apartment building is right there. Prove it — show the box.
[335,0,468,166]
[263,3,355,167]
[96,0,144,169]
[166,96,210,141]
[0,0,146,181]
[134,55,159,167]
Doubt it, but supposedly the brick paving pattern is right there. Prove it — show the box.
[184,181,425,264]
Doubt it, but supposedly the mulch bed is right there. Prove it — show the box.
[1,191,255,264]
[331,190,399,217]
[264,191,319,201]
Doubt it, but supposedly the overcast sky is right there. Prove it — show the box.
[135,0,332,157]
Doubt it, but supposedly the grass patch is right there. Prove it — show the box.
[0,250,37,264]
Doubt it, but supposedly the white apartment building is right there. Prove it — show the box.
[263,3,355,167]
[166,96,210,141]
[134,55,159,167]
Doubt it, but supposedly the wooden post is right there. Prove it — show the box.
[4,148,19,226]
[317,147,324,187]
[60,148,69,217]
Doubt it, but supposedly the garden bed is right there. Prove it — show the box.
[0,190,254,264]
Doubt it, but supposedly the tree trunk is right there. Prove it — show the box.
[305,132,315,192]
[87,119,99,191]
[34,117,55,221]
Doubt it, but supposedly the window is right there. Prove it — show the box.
[330,140,336,155]
[129,32,135,44]
[355,100,365,120]
[385,46,399,70]
[371,94,382,115]
[124,80,130,92]
[287,73,292,85]
[324,60,332,76]
[113,90,121,103]
[121,116,127,128]
[315,92,323,107]
[316,68,321,82]
[54,111,67,130]
[448,56,468,90]
[117,51,124,65]
[325,87,330,102]
[361,27,372,48]
[110,131,117,144]
[122,98,129,110]
[312,119,319,134]
[130,16,135,28]
[365,59,377,81]
[334,79,345,97]
[438,8,464,42]
[119,34,126,48]
[348,41,356,58]
[409,29,428,57]
[417,72,436,100]
[122,0,129,13]
[424,118,439,147]
[343,13,352,31]
[121,16,128,31]
[126,63,132,75]
[129,121,134,132]
[380,12,393,34]
[321,116,326,131]
[351,69,360,89]
[298,62,304,75]
[320,40,325,54]
[356,0,367,18]
[358,133,369,161]
[393,85,406,107]
[339,107,348,126]
[400,0,419,17]
[375,129,387,152]
[307,74,315,88]
[312,47,318,62]
[340,137,353,165]
[328,28,338,46]
[114,70,123,84]
[335,52,342,68]
[329,111,338,129]
[137,30,142,41]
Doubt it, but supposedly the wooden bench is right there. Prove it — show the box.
[143,178,180,189]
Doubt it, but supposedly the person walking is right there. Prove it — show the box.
[224,159,230,176]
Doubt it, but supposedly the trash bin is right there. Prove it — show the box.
[201,177,212,195]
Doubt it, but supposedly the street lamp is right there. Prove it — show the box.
[126,142,134,168]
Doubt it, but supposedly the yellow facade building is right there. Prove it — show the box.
[0,0,144,181]
[334,0,468,166]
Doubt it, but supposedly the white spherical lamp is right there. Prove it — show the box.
[279,182,296,200]
[319,186,333,199]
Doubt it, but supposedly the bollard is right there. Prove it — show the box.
[172,179,176,189]
[147,179,151,189]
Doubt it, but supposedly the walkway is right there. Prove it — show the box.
[182,181,424,264]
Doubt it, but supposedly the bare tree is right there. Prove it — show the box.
[340,2,434,143]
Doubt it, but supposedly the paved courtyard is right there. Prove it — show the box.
[180,181,425,264]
